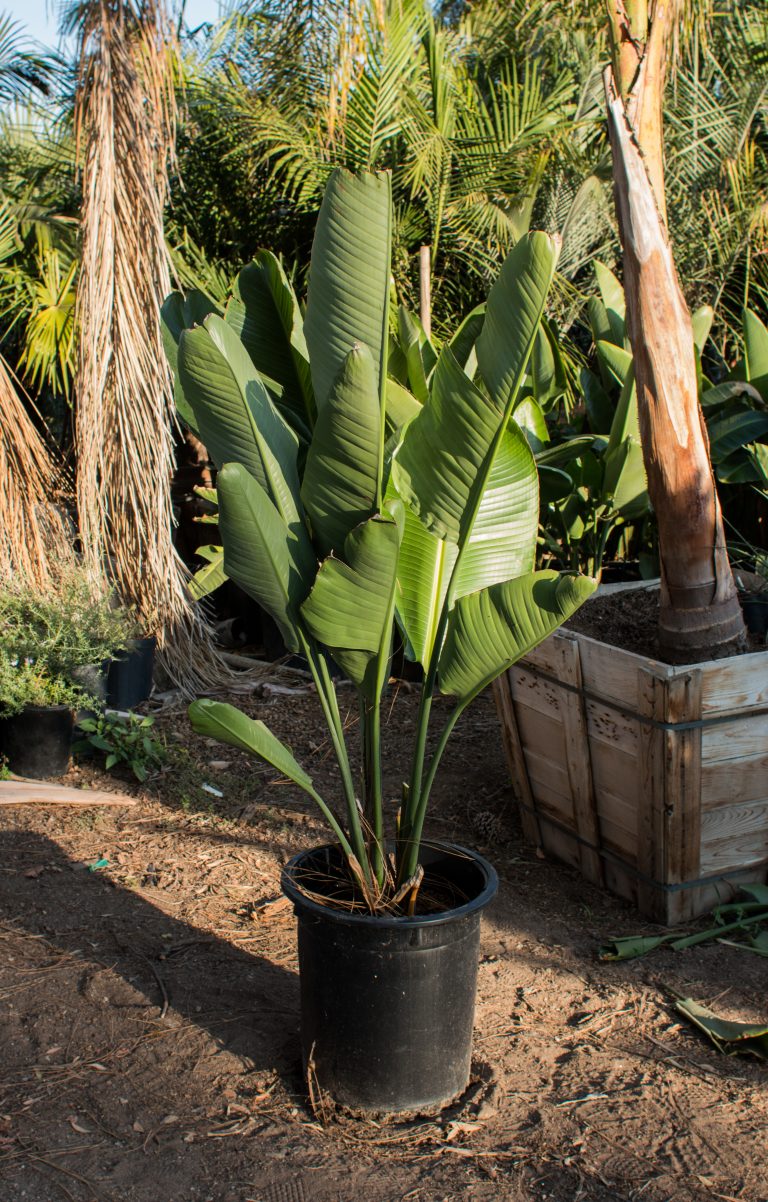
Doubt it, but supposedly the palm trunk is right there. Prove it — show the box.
[419,243,432,340]
[0,358,73,586]
[74,0,226,691]
[604,0,745,661]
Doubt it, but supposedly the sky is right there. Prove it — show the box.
[6,0,222,50]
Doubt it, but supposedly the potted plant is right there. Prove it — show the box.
[105,627,157,709]
[0,650,90,777]
[0,567,134,769]
[170,169,596,1113]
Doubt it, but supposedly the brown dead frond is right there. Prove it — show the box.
[73,0,229,692]
[0,355,74,587]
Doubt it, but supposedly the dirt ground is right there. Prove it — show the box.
[0,680,766,1202]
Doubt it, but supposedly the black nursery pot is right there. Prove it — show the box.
[741,597,768,637]
[0,705,74,778]
[106,637,156,708]
[281,842,498,1114]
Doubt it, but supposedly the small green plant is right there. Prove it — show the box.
[0,650,92,716]
[74,712,166,782]
[0,564,137,678]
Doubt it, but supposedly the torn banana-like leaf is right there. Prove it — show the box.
[675,998,768,1060]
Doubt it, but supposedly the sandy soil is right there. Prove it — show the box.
[0,682,766,1202]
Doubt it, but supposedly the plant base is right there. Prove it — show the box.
[282,842,498,1114]
[0,706,74,778]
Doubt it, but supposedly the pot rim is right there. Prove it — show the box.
[281,840,498,929]
[0,704,74,717]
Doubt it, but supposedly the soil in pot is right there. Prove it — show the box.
[106,637,156,709]
[0,706,74,778]
[281,842,498,1116]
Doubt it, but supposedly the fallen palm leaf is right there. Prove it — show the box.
[675,998,768,1060]
[600,885,768,961]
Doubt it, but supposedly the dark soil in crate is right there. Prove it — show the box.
[0,683,766,1201]
[567,586,768,662]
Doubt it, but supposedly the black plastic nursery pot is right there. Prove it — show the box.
[106,637,156,709]
[0,705,74,778]
[281,842,498,1115]
[741,596,768,637]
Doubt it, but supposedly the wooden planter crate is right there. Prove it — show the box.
[494,607,768,924]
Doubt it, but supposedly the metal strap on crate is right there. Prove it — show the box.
[518,801,768,894]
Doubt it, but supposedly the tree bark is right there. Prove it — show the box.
[604,0,745,661]
[419,243,432,340]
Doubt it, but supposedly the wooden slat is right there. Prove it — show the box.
[577,633,671,708]
[511,664,641,758]
[590,741,640,811]
[637,668,668,921]
[665,670,703,887]
[492,675,541,847]
[700,802,768,873]
[637,667,704,920]
[514,705,568,764]
[701,755,768,809]
[533,814,582,871]
[698,651,768,716]
[521,746,571,799]
[508,666,563,722]
[557,636,604,886]
[701,713,768,763]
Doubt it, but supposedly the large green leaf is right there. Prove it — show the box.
[304,169,391,412]
[452,422,538,600]
[701,380,764,412]
[439,571,597,703]
[588,295,613,350]
[604,437,649,519]
[390,486,458,670]
[224,250,315,432]
[514,397,549,452]
[392,347,500,543]
[188,545,228,601]
[476,232,559,411]
[597,339,632,389]
[448,304,485,378]
[385,378,421,432]
[398,304,429,403]
[161,289,219,429]
[594,261,625,345]
[217,462,314,653]
[189,699,314,792]
[708,409,768,462]
[580,367,615,434]
[301,514,401,696]
[606,358,640,453]
[743,308,768,402]
[676,998,768,1060]
[178,316,305,538]
[301,345,381,557]
[187,699,351,854]
[692,305,714,353]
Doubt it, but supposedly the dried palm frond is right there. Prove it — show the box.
[0,354,74,587]
[73,0,227,692]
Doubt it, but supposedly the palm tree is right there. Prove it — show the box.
[69,0,222,688]
[603,0,747,660]
[0,14,55,103]
[185,0,597,335]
